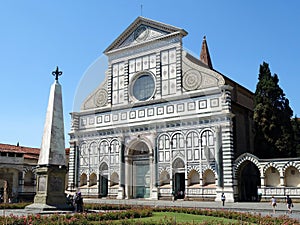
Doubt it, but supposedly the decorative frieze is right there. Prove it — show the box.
[78,96,223,130]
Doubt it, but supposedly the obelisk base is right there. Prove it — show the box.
[26,165,72,211]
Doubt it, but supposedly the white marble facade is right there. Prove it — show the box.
[68,17,300,202]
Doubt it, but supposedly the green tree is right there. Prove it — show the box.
[292,116,300,157]
[253,62,294,158]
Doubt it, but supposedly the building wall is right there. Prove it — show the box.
[68,17,300,202]
[0,146,69,202]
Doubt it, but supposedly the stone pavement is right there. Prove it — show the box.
[0,199,299,221]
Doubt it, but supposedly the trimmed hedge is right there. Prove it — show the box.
[0,203,298,225]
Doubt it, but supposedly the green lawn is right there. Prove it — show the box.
[116,212,244,225]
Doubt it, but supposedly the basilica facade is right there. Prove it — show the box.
[67,17,300,202]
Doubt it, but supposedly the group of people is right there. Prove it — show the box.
[172,190,185,201]
[270,195,294,214]
[67,191,84,212]
[67,191,295,214]
[220,193,294,214]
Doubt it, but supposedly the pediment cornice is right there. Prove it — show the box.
[104,16,187,54]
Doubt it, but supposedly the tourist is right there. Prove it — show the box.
[221,193,226,206]
[74,192,84,212]
[286,195,293,214]
[270,196,276,214]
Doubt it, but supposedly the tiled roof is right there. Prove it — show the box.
[0,143,70,160]
[0,143,40,154]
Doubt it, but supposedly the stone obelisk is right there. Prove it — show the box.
[26,67,69,210]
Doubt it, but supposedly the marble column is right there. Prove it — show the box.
[125,156,130,199]
[117,142,125,199]
[67,140,77,191]
[150,155,158,199]
[215,125,223,187]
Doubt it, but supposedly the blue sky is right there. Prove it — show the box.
[1,1,300,147]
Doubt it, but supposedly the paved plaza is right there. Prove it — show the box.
[0,199,299,221]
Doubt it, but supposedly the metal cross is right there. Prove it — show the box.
[52,66,63,80]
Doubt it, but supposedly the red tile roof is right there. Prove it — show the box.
[0,143,39,154]
[0,143,69,160]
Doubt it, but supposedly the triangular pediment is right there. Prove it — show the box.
[104,16,187,54]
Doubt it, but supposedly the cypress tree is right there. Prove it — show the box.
[292,116,300,157]
[253,62,294,158]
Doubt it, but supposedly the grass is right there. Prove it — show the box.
[118,211,244,224]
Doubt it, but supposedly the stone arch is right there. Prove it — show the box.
[99,140,109,154]
[202,169,215,186]
[263,162,282,176]
[159,170,170,186]
[172,157,185,199]
[172,157,185,169]
[99,162,109,197]
[200,129,215,160]
[99,162,108,172]
[284,165,300,187]
[282,161,300,175]
[186,130,200,147]
[171,132,185,149]
[234,153,261,178]
[264,166,280,187]
[80,173,87,186]
[79,142,88,154]
[79,142,89,167]
[199,127,215,136]
[110,172,119,187]
[124,137,152,199]
[23,167,36,174]
[89,141,98,154]
[125,138,153,156]
[187,169,200,186]
[157,133,171,150]
[110,138,121,153]
[187,165,201,174]
[89,173,97,186]
[235,154,261,201]
[158,166,171,174]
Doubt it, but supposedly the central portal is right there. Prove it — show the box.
[125,140,153,199]
[133,161,150,198]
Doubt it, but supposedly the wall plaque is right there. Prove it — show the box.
[38,176,46,191]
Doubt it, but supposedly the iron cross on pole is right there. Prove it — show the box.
[52,66,63,81]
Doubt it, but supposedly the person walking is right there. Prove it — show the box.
[221,193,226,206]
[286,195,293,214]
[270,196,277,214]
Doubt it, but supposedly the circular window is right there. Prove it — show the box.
[132,73,155,101]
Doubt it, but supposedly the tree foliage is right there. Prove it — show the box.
[253,62,294,158]
[292,116,300,156]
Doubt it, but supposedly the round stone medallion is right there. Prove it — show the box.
[183,70,202,91]
[94,89,108,107]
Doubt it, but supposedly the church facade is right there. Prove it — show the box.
[67,17,300,202]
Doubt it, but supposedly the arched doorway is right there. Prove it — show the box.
[125,141,152,199]
[99,163,108,197]
[172,158,185,199]
[238,161,260,201]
